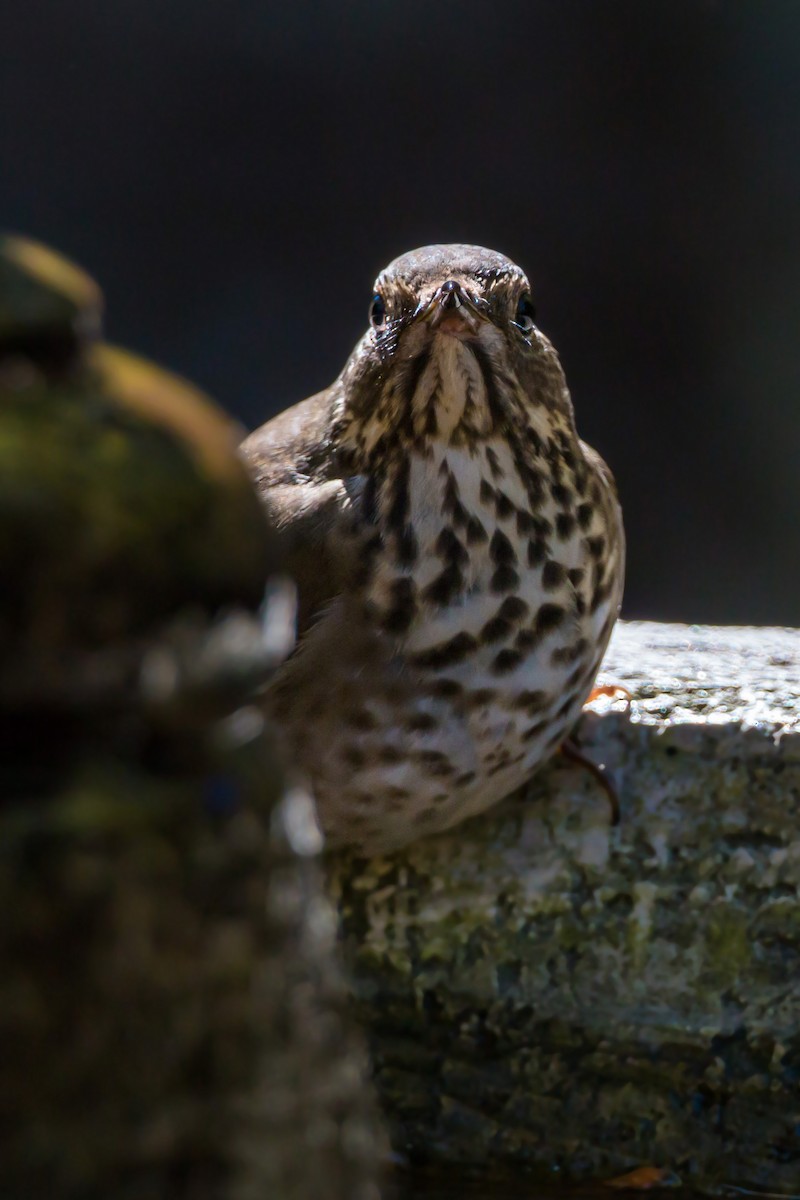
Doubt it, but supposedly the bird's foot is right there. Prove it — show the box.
[560,737,621,826]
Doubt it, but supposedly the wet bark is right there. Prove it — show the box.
[333,621,800,1195]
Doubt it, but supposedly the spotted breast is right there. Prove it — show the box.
[243,244,624,853]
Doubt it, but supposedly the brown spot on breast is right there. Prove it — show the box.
[415,748,450,766]
[586,534,605,559]
[525,426,544,455]
[341,746,366,768]
[490,565,521,593]
[380,576,417,634]
[512,689,548,713]
[490,528,517,564]
[556,511,576,540]
[568,567,585,587]
[409,631,478,669]
[515,628,539,650]
[442,471,462,513]
[516,510,535,535]
[377,745,403,764]
[528,538,548,567]
[486,446,504,479]
[417,752,456,778]
[395,526,418,566]
[345,708,379,731]
[559,445,577,471]
[429,678,465,698]
[423,563,464,606]
[497,595,530,621]
[436,526,469,565]
[481,615,513,643]
[542,560,567,590]
[518,461,545,503]
[576,502,593,530]
[465,516,488,544]
[404,711,439,733]
[494,491,515,518]
[536,603,566,633]
[551,636,588,666]
[492,647,524,674]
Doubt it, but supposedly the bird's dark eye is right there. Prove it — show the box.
[369,292,386,328]
[513,291,536,333]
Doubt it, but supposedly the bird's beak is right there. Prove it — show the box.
[417,279,487,338]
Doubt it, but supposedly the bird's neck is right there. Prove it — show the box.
[339,328,533,460]
[356,399,586,641]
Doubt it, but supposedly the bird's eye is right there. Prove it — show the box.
[369,292,386,328]
[513,292,536,333]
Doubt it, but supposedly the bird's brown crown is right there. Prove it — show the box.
[376,242,526,302]
[334,244,571,465]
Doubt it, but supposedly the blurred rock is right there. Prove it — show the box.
[0,234,274,697]
[0,238,384,1200]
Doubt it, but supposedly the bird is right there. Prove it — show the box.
[243,244,624,854]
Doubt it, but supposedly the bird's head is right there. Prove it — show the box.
[335,244,571,463]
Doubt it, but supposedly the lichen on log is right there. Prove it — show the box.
[332,621,800,1195]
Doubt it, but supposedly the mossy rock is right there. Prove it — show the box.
[0,236,273,684]
[332,623,800,1196]
[0,237,384,1200]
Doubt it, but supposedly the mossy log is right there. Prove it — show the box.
[332,621,800,1195]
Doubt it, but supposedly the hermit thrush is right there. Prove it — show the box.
[243,244,624,854]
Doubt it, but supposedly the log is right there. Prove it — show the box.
[332,621,800,1195]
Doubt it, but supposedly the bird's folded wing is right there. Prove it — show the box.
[241,388,360,636]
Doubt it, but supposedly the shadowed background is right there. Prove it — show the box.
[2,0,798,624]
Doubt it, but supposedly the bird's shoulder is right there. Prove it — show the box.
[241,383,365,635]
[242,385,340,488]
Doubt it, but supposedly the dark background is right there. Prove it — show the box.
[2,1,798,624]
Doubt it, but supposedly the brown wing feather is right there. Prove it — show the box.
[241,385,360,635]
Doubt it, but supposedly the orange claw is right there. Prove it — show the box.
[604,1166,679,1190]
